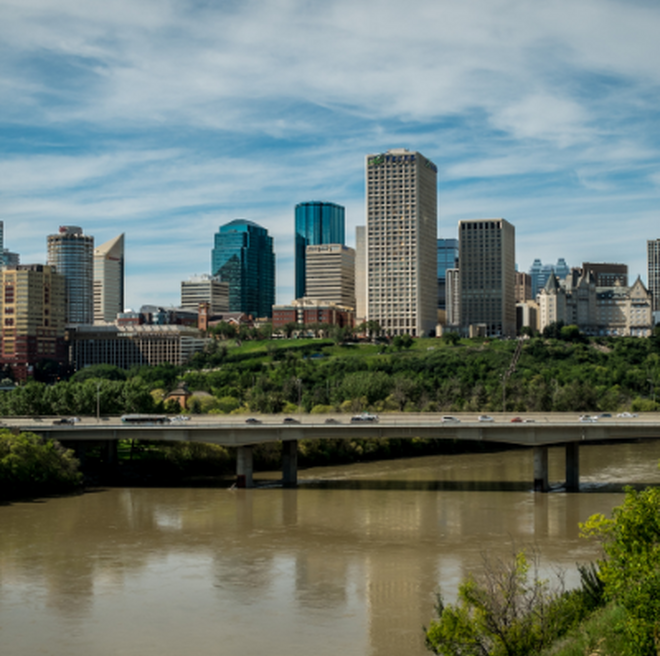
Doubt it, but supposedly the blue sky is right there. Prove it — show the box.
[2,0,660,309]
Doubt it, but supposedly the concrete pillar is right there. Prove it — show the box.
[533,446,549,492]
[105,440,118,467]
[236,446,254,489]
[282,440,298,488]
[565,442,580,492]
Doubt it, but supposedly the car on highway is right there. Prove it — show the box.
[282,417,300,424]
[171,415,191,422]
[441,415,460,423]
[510,417,523,423]
[579,415,598,423]
[478,415,494,422]
[324,418,341,424]
[617,412,638,418]
[351,413,379,423]
[52,417,75,425]
[245,418,262,425]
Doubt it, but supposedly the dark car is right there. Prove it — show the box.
[282,417,300,424]
[324,418,341,424]
[52,418,74,425]
[245,418,262,425]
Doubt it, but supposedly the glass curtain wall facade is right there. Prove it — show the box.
[437,238,458,310]
[295,201,345,299]
[47,226,94,324]
[212,220,275,318]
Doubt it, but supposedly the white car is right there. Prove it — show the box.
[478,415,494,422]
[441,415,460,423]
[579,415,598,423]
[616,412,638,418]
[351,413,379,423]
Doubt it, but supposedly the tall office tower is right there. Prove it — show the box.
[305,244,355,307]
[212,219,275,318]
[366,149,438,337]
[0,265,67,380]
[181,274,229,315]
[459,218,516,337]
[295,201,345,299]
[93,234,125,324]
[446,268,460,326]
[0,221,4,267]
[582,262,628,287]
[355,226,367,323]
[649,239,660,313]
[437,238,459,310]
[47,226,94,324]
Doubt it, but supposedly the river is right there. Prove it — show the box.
[2,441,660,656]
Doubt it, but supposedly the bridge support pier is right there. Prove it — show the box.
[105,440,118,467]
[282,440,298,488]
[533,446,549,492]
[236,446,254,488]
[565,442,580,492]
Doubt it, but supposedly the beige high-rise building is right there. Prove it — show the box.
[305,244,355,307]
[458,218,516,337]
[0,264,67,380]
[181,274,229,315]
[355,226,366,324]
[366,149,437,336]
[94,234,125,324]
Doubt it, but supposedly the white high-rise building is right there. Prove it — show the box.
[94,234,125,324]
[366,149,437,336]
[47,226,94,324]
[181,274,229,315]
[305,244,355,307]
[355,226,366,324]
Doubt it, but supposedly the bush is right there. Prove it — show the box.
[0,429,82,499]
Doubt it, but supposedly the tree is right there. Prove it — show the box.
[581,487,660,655]
[443,332,460,346]
[425,550,573,656]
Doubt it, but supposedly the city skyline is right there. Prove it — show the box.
[2,0,660,309]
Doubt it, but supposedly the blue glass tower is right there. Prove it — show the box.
[437,238,459,310]
[211,220,275,318]
[295,201,345,299]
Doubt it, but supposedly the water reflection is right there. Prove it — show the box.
[2,441,660,656]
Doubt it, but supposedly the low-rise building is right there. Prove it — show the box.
[67,324,209,370]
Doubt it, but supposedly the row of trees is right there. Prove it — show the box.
[2,330,660,417]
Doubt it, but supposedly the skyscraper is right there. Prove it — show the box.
[437,238,459,310]
[355,226,367,324]
[649,239,660,313]
[212,220,275,318]
[366,148,438,337]
[94,233,125,324]
[294,201,345,299]
[47,226,94,324]
[459,218,516,337]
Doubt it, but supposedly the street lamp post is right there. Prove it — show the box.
[96,381,101,423]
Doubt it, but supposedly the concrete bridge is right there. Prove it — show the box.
[7,413,660,492]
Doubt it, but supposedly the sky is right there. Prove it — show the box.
[2,0,660,309]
